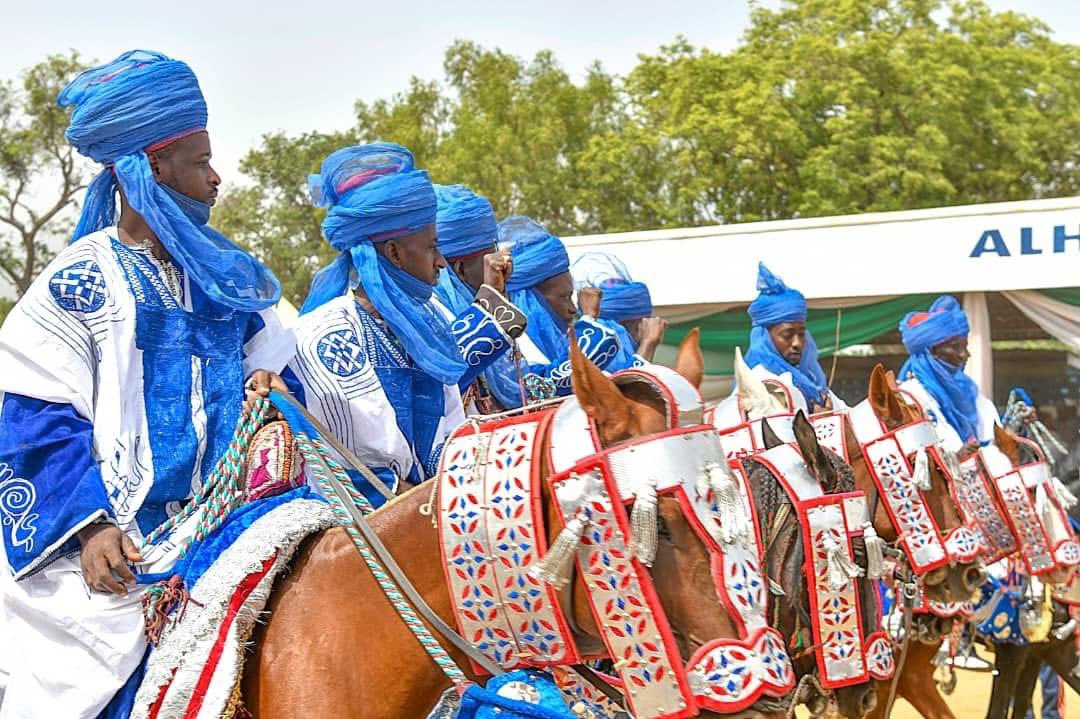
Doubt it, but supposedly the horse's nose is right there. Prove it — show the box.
[962,563,987,595]
[860,685,878,716]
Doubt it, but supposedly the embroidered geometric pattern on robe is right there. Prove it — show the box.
[49,260,107,313]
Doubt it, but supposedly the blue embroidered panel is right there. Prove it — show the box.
[353,306,445,485]
[529,319,620,395]
[0,394,110,577]
[113,242,246,536]
[451,304,511,391]
[48,260,107,313]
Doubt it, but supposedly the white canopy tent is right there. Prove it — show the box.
[564,196,1080,400]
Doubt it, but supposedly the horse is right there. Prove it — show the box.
[752,412,885,719]
[240,330,792,718]
[710,357,885,718]
[793,365,986,719]
[978,424,1079,719]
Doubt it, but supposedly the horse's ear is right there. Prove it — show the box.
[735,347,785,419]
[793,411,836,489]
[674,327,704,389]
[761,417,784,449]
[570,330,633,444]
[868,364,904,427]
[994,424,1020,465]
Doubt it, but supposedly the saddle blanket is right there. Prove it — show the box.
[109,487,335,719]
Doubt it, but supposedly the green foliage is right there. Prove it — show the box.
[216,0,1080,303]
[0,51,88,295]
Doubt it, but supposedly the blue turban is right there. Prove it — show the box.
[897,295,978,442]
[435,184,497,261]
[499,216,571,362]
[744,262,829,408]
[60,49,280,311]
[570,250,652,367]
[301,143,466,386]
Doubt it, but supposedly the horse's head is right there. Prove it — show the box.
[561,329,788,719]
[755,413,881,719]
[735,347,790,420]
[851,365,982,603]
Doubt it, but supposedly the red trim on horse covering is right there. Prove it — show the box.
[183,552,279,719]
[148,668,179,719]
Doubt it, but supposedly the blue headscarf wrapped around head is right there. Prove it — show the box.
[897,295,978,442]
[570,250,652,366]
[744,262,830,407]
[499,216,571,362]
[301,143,466,386]
[60,49,280,311]
[435,184,497,262]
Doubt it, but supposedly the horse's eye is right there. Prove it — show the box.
[657,515,673,541]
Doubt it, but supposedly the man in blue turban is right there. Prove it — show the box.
[288,144,525,503]
[711,263,845,429]
[433,184,523,413]
[898,295,998,451]
[496,216,633,404]
[571,250,668,366]
[0,50,292,717]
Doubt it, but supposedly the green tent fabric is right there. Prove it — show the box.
[660,294,936,375]
[657,287,1078,376]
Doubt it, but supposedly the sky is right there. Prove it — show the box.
[2,0,1080,182]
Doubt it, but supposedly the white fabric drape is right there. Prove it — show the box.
[962,292,993,399]
[1002,290,1080,354]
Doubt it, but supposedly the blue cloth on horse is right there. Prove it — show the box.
[972,576,1026,644]
[435,184,497,260]
[458,670,578,718]
[60,49,280,312]
[302,143,466,386]
[499,216,571,362]
[897,295,979,442]
[744,262,829,408]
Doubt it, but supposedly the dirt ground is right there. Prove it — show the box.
[797,667,1078,719]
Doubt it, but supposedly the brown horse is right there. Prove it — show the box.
[752,412,883,719]
[241,331,789,718]
[813,366,984,719]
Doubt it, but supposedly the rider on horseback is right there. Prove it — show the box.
[287,145,526,505]
[0,50,291,718]
[711,262,847,428]
[897,295,999,452]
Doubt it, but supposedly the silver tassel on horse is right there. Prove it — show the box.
[629,479,659,567]
[823,532,863,589]
[531,511,589,589]
[861,523,888,580]
[940,444,961,480]
[700,461,747,544]
[912,447,932,491]
[1050,475,1078,510]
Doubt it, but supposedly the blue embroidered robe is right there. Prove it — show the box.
[288,293,514,505]
[0,229,294,579]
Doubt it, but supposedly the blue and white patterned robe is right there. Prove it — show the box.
[288,292,515,504]
[0,229,294,579]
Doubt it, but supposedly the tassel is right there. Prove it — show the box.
[629,479,659,566]
[823,532,863,589]
[142,575,201,646]
[940,446,961,480]
[531,512,589,589]
[862,523,888,581]
[1050,475,1078,510]
[702,462,748,545]
[912,447,932,491]
[1052,617,1077,641]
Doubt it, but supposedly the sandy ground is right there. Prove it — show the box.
[797,666,1078,719]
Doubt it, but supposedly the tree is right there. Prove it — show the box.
[0,52,88,301]
[219,0,1080,303]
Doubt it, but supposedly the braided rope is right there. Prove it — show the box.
[141,398,273,558]
[293,430,468,686]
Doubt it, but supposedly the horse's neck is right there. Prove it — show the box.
[840,412,897,542]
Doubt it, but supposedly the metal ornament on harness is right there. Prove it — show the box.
[437,366,796,719]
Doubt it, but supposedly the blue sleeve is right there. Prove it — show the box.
[0,394,111,578]
[526,318,620,396]
[452,304,513,391]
